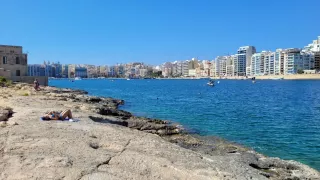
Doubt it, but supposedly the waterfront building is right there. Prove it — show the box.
[62,64,69,78]
[302,36,320,72]
[28,64,42,76]
[118,65,125,77]
[98,65,108,77]
[303,36,320,52]
[108,66,117,77]
[188,69,196,77]
[315,52,320,71]
[139,69,148,77]
[251,52,265,76]
[86,65,98,78]
[302,52,315,70]
[251,51,275,76]
[51,62,62,77]
[0,45,28,79]
[215,56,227,77]
[75,66,88,78]
[43,61,53,77]
[234,46,256,76]
[181,60,189,76]
[171,61,179,77]
[161,62,173,77]
[210,60,216,77]
[174,61,183,76]
[188,58,199,70]
[202,60,211,77]
[266,52,275,75]
[274,49,285,75]
[283,48,303,74]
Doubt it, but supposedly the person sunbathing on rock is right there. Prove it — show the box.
[42,109,73,121]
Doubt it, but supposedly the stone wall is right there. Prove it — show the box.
[11,76,48,86]
[0,68,11,79]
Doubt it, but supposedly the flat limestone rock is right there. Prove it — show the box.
[0,85,319,180]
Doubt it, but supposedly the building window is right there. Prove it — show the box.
[16,70,21,76]
[16,57,20,64]
[2,56,7,64]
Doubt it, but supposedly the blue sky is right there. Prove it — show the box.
[0,0,319,65]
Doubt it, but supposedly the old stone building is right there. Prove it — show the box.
[0,45,48,85]
[0,45,28,79]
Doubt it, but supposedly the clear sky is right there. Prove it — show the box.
[1,0,319,65]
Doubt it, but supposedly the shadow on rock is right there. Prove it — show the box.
[89,116,128,127]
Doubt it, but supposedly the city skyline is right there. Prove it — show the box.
[1,0,319,65]
[25,35,320,79]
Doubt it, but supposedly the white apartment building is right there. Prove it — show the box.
[265,52,275,75]
[215,56,227,77]
[274,49,286,75]
[303,36,320,52]
[283,48,303,74]
[251,53,264,76]
[251,51,275,76]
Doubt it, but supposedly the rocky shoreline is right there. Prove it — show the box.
[0,83,319,180]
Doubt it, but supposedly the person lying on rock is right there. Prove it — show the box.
[42,109,73,121]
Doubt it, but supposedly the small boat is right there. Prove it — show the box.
[126,78,130,80]
[270,77,284,80]
[207,80,215,86]
[74,77,82,80]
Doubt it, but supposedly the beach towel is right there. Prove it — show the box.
[40,117,79,122]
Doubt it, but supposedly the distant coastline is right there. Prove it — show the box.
[49,74,320,80]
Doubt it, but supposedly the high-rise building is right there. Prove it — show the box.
[234,46,256,76]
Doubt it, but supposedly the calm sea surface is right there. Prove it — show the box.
[50,79,320,170]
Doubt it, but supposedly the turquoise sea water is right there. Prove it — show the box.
[50,79,320,170]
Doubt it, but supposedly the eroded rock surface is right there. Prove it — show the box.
[0,83,319,180]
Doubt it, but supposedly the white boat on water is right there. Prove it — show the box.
[127,78,130,80]
[270,77,284,80]
[74,77,82,80]
[207,82,214,86]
